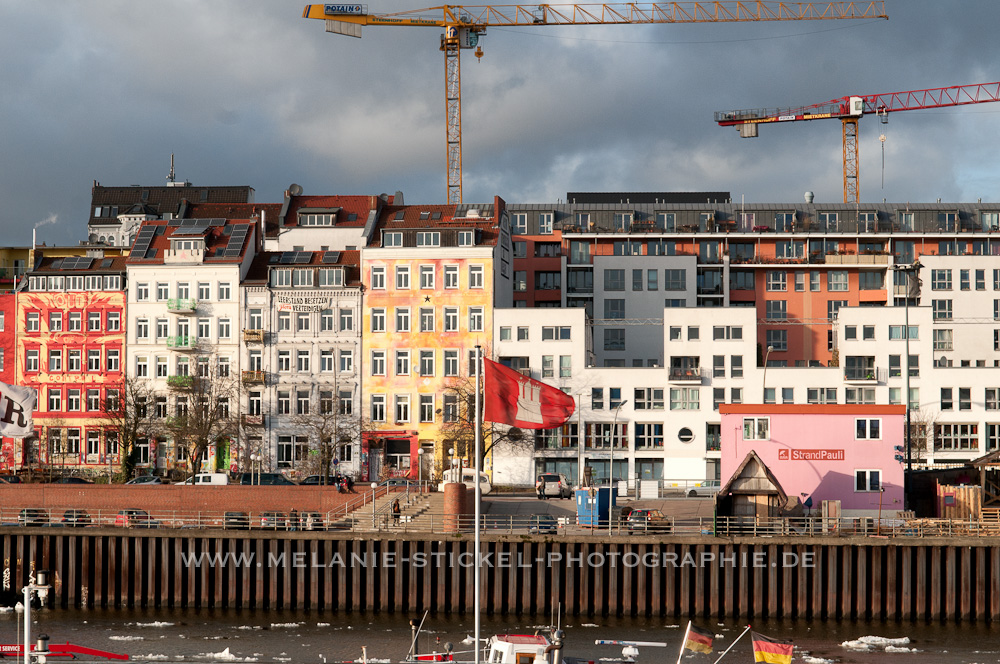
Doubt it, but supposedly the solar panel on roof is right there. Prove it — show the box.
[280,252,295,264]
[293,252,311,264]
[322,251,341,264]
[268,254,280,263]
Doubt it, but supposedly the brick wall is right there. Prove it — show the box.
[0,485,385,517]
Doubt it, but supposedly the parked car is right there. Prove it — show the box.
[54,476,93,484]
[259,511,287,530]
[18,508,49,526]
[686,480,722,498]
[115,509,159,528]
[528,514,559,534]
[240,473,297,486]
[438,469,491,495]
[224,511,250,530]
[61,509,92,527]
[626,508,671,534]
[535,473,572,499]
[300,475,339,486]
[126,475,164,485]
[178,473,230,486]
[0,474,21,483]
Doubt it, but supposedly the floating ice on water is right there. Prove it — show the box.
[842,635,911,651]
[134,622,176,628]
[109,636,144,641]
[886,646,919,653]
[317,623,330,627]
[801,656,833,664]
[580,624,599,628]
[132,655,170,661]
[234,626,262,631]
[269,623,302,629]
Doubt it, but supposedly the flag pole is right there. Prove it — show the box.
[711,625,752,664]
[675,620,691,664]
[474,344,483,664]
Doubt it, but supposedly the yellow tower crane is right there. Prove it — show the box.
[303,3,888,204]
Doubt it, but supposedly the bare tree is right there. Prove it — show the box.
[438,374,526,476]
[287,388,363,482]
[100,375,156,481]
[164,367,239,478]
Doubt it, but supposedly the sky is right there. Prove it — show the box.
[1,0,999,246]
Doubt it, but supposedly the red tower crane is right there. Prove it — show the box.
[715,81,1000,204]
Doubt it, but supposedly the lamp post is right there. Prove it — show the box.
[609,400,628,536]
[762,345,774,403]
[417,448,425,493]
[447,447,455,483]
[22,570,50,664]
[250,453,259,485]
[371,482,378,529]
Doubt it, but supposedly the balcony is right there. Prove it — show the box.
[241,414,266,427]
[242,370,266,384]
[843,367,884,384]
[167,298,198,313]
[166,375,194,390]
[668,367,703,383]
[243,329,264,343]
[166,336,195,350]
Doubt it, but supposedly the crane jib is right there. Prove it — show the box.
[323,4,365,15]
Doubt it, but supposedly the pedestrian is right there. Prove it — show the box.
[537,477,547,500]
[289,508,299,532]
[391,499,401,525]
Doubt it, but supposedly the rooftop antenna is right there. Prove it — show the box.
[167,154,176,184]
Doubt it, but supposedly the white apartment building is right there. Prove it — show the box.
[125,219,257,473]
[240,250,363,478]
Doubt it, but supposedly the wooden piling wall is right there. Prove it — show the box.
[1,530,995,621]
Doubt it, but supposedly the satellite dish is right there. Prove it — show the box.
[288,183,303,196]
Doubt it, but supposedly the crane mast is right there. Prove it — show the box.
[304,2,888,203]
[716,81,1000,204]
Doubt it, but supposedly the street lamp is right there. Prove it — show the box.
[22,570,50,664]
[762,345,774,403]
[609,400,628,536]
[447,447,455,483]
[370,482,378,529]
[417,448,425,493]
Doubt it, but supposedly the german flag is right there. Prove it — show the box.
[751,632,793,664]
[683,625,714,654]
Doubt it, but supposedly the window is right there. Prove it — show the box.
[371,266,386,289]
[512,213,527,234]
[420,265,435,289]
[419,350,434,376]
[395,266,410,289]
[419,394,435,422]
[417,232,440,247]
[766,330,788,352]
[469,307,484,332]
[66,312,81,332]
[444,350,459,377]
[635,423,664,449]
[539,212,553,234]
[48,389,61,412]
[863,325,875,341]
[987,388,1000,411]
[604,299,625,319]
[67,349,81,372]
[339,308,353,331]
[444,307,458,332]
[559,355,571,377]
[855,470,881,492]
[67,389,81,412]
[730,356,743,378]
[713,326,743,340]
[766,300,787,321]
[26,312,39,332]
[217,282,231,300]
[49,350,62,372]
[26,349,38,372]
[856,419,881,439]
[713,355,725,378]
[396,307,410,332]
[296,390,310,415]
[845,325,857,340]
[444,265,459,289]
[828,271,848,291]
[156,318,169,339]
[49,312,62,332]
[395,349,410,376]
[297,350,310,372]
[156,283,169,301]
[383,232,402,247]
[828,300,848,321]
[295,313,309,332]
[394,394,410,423]
[517,327,529,341]
[604,328,624,351]
[935,423,979,450]
[858,272,883,290]
[766,271,786,291]
[106,349,120,371]
[664,269,686,291]
[605,269,625,291]
[807,388,837,404]
[933,300,953,321]
[932,269,953,290]
[469,265,484,289]
[371,308,386,333]
[136,283,149,301]
[933,329,953,351]
[277,391,291,415]
[634,388,664,410]
[669,387,699,410]
[741,417,769,440]
[320,309,335,332]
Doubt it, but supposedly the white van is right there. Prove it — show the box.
[180,472,230,486]
[439,468,492,495]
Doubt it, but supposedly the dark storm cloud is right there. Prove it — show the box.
[0,1,996,246]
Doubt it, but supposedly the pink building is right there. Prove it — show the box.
[719,404,905,516]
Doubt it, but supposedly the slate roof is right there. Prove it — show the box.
[89,184,254,227]
[243,250,362,287]
[368,203,500,248]
[125,219,256,265]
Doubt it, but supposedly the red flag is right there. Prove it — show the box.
[483,359,575,429]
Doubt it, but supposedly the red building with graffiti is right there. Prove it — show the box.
[16,256,127,475]
[0,290,17,473]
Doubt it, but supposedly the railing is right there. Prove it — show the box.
[166,336,194,349]
[241,370,265,384]
[166,375,194,390]
[843,367,884,382]
[166,299,198,313]
[241,414,265,427]
[668,367,703,381]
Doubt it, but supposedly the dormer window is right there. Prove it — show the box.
[416,232,440,247]
[419,211,431,220]
[458,230,474,246]
[299,213,335,226]
[319,268,344,287]
[171,239,203,252]
[384,232,403,247]
[393,211,405,222]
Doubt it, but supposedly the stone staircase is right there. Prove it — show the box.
[340,488,437,531]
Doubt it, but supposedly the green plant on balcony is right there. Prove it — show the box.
[166,375,194,389]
